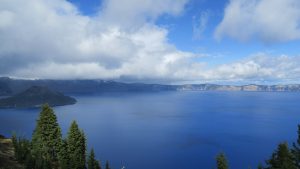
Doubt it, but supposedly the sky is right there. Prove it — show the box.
[0,0,300,84]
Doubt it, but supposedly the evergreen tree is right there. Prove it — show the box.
[11,105,105,169]
[292,124,300,168]
[31,104,62,168]
[24,151,35,169]
[105,161,111,169]
[87,149,96,169]
[216,153,229,169]
[12,134,32,164]
[67,120,86,169]
[79,129,87,168]
[265,142,297,169]
[58,139,70,169]
[257,163,264,169]
[88,149,101,169]
[95,160,101,169]
[12,133,17,151]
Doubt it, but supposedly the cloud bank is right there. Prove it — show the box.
[0,0,300,83]
[215,0,300,43]
[0,0,192,80]
[201,53,300,84]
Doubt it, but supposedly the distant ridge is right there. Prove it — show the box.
[177,84,300,92]
[0,77,299,96]
[0,77,12,95]
[0,86,76,108]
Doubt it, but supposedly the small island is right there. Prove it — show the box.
[0,86,76,108]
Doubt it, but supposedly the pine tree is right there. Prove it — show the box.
[58,139,70,169]
[95,160,101,169]
[31,104,62,168]
[292,124,300,168]
[12,133,17,151]
[24,150,35,169]
[216,153,229,169]
[257,163,264,169]
[12,134,32,165]
[67,120,86,169]
[105,161,111,169]
[265,142,297,169]
[79,129,87,168]
[88,149,101,169]
[87,149,95,169]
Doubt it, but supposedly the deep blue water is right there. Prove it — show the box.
[1,91,300,169]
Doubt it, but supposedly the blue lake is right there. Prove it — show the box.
[1,91,300,169]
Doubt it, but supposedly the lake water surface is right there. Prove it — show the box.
[1,91,300,169]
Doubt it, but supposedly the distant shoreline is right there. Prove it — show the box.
[1,77,300,96]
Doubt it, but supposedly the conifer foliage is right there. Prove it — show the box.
[105,160,111,169]
[31,104,62,168]
[88,149,101,169]
[292,125,300,168]
[12,133,34,168]
[58,139,70,169]
[12,104,107,169]
[265,143,297,169]
[216,153,229,169]
[214,124,300,169]
[67,121,86,169]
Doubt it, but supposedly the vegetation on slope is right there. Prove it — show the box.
[11,104,103,169]
[0,86,76,108]
[0,135,24,169]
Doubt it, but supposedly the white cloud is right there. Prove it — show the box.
[193,11,209,40]
[182,53,300,84]
[0,0,300,84]
[0,0,192,80]
[101,0,187,28]
[215,0,300,43]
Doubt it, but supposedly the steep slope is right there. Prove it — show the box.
[0,135,24,169]
[0,77,12,95]
[0,86,76,108]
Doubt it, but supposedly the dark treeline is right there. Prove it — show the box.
[216,125,300,169]
[12,104,108,169]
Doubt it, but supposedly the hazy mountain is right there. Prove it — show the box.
[0,86,76,108]
[0,77,12,95]
[0,77,299,97]
[0,77,176,95]
[177,84,300,92]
